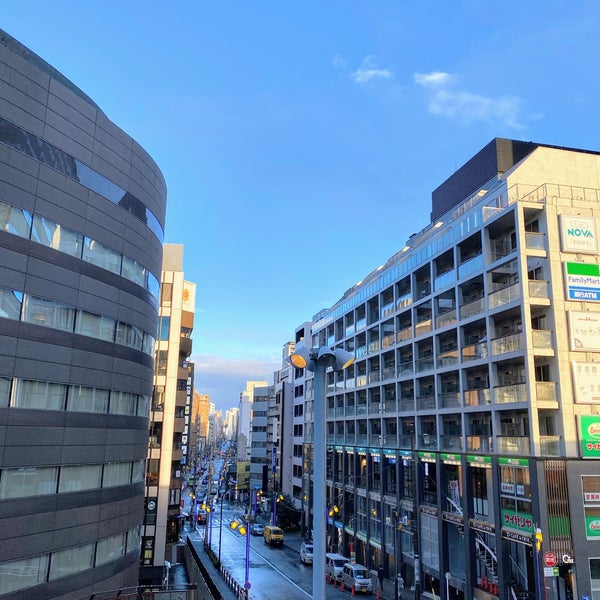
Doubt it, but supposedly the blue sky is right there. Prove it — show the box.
[4,1,600,413]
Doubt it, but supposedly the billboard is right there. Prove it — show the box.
[572,362,600,403]
[580,415,600,458]
[560,215,598,254]
[565,262,600,301]
[568,311,600,352]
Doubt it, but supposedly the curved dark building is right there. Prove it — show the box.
[0,30,165,599]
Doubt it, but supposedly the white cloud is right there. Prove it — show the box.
[351,56,393,85]
[413,71,451,86]
[414,70,523,129]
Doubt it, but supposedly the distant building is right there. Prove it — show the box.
[0,29,166,598]
[141,244,195,584]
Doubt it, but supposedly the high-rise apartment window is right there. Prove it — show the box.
[160,282,173,305]
[156,351,168,375]
[471,466,489,516]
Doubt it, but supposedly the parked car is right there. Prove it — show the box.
[341,563,373,594]
[197,509,207,524]
[250,523,265,536]
[325,553,349,581]
[263,525,284,546]
[300,541,314,564]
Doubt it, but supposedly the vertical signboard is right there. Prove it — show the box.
[572,362,600,403]
[565,262,600,301]
[580,415,600,458]
[560,215,598,254]
[568,311,600,351]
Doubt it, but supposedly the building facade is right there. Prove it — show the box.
[297,139,600,599]
[0,30,166,598]
[141,244,195,583]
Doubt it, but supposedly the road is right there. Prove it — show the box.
[188,502,370,600]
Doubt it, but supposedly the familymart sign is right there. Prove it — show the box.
[565,262,600,301]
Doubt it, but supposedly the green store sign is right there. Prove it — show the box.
[501,508,534,534]
[580,415,600,458]
[585,515,600,537]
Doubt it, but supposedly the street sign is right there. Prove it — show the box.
[543,551,557,567]
[244,581,252,590]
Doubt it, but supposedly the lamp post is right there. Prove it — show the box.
[288,341,355,600]
[218,483,236,565]
[229,515,251,595]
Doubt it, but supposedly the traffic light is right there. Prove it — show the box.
[534,528,543,552]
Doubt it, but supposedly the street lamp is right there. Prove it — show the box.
[218,483,237,565]
[230,509,252,594]
[288,341,355,600]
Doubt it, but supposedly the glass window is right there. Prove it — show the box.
[159,316,170,341]
[0,554,49,595]
[115,321,143,350]
[23,295,75,331]
[58,465,102,493]
[127,526,141,553]
[49,543,94,580]
[82,237,121,274]
[137,395,150,417]
[31,215,83,257]
[95,533,126,566]
[0,201,31,238]
[143,333,155,356]
[0,377,11,407]
[110,390,137,416]
[148,273,160,306]
[67,385,109,413]
[156,350,168,375]
[103,462,131,488]
[75,310,115,342]
[131,460,145,484]
[13,380,67,410]
[121,255,147,287]
[0,466,58,498]
[0,288,22,320]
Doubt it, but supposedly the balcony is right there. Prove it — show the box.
[397,326,413,342]
[488,283,521,309]
[398,361,414,377]
[532,330,554,355]
[437,349,459,368]
[384,398,397,412]
[540,436,561,457]
[462,341,488,362]
[417,395,436,410]
[528,280,550,302]
[368,401,382,415]
[418,434,438,450]
[415,318,432,337]
[357,403,368,415]
[346,405,356,416]
[458,253,483,279]
[398,396,414,412]
[497,436,530,455]
[382,334,395,349]
[356,346,367,359]
[436,308,457,329]
[525,232,546,252]
[356,434,368,445]
[464,388,490,406]
[495,382,527,404]
[356,374,368,387]
[369,371,381,384]
[466,435,493,453]
[398,434,413,450]
[439,391,462,409]
[440,435,463,451]
[535,381,557,406]
[415,356,434,373]
[382,365,396,380]
[491,332,523,355]
[397,293,412,310]
[368,340,380,354]
[435,270,455,291]
[459,296,485,319]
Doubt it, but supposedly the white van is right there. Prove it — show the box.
[341,562,373,593]
[325,553,349,581]
[300,541,314,564]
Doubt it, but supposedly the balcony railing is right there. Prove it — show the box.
[398,361,414,377]
[345,405,356,416]
[436,308,457,329]
[488,282,521,309]
[355,434,368,445]
[397,292,412,310]
[459,296,485,319]
[466,435,493,453]
[528,280,550,300]
[461,341,488,362]
[397,327,413,342]
[491,332,523,355]
[495,382,527,404]
[440,435,463,451]
[497,436,530,455]
[356,403,368,415]
[437,349,459,368]
[435,270,455,292]
[418,434,438,450]
[416,395,436,410]
[532,329,554,351]
[384,398,396,412]
[464,388,490,406]
[458,253,483,279]
[381,334,395,349]
[415,356,434,373]
[369,371,381,384]
[382,366,396,380]
[356,374,368,387]
[540,436,561,456]
[398,397,414,412]
[415,318,432,336]
[439,391,461,409]
[525,231,546,251]
[368,340,380,354]
[368,402,382,415]
[536,381,557,404]
[398,434,413,450]
[356,346,367,359]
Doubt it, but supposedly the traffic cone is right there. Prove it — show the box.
[351,586,355,596]
[340,580,345,592]
[376,588,380,599]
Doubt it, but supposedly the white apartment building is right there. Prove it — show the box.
[293,139,600,600]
